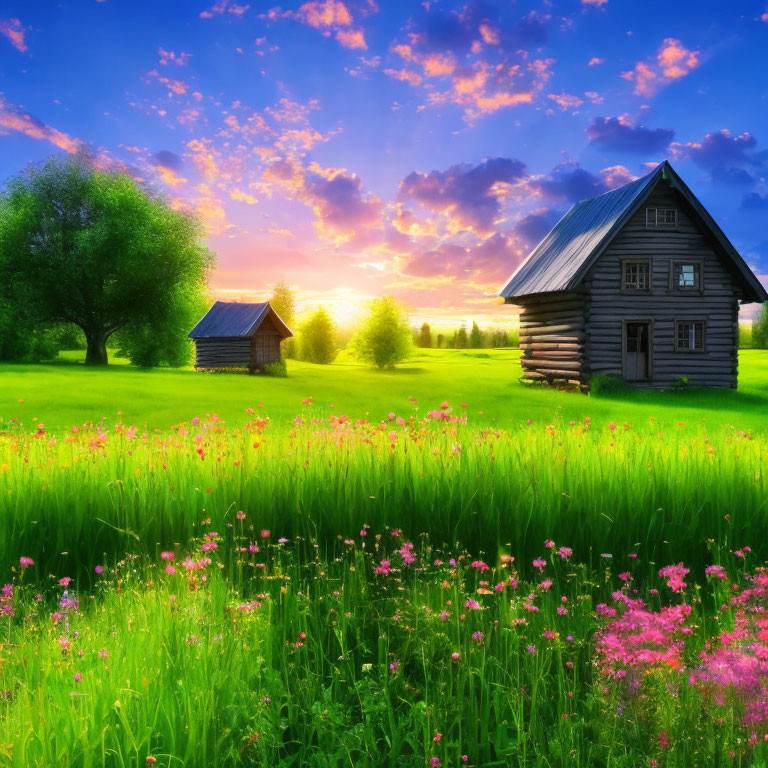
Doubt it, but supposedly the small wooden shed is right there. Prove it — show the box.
[189,301,293,373]
[500,161,768,389]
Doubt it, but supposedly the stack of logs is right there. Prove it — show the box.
[517,292,586,385]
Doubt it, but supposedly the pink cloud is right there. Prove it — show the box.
[0,95,82,153]
[547,92,584,111]
[622,38,700,96]
[0,18,28,53]
[158,48,192,66]
[588,57,604,66]
[199,1,250,19]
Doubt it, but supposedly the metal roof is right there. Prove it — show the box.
[188,301,293,339]
[499,161,768,303]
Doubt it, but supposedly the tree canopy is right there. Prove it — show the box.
[270,280,297,358]
[754,304,768,349]
[352,296,413,369]
[298,306,337,364]
[0,154,214,365]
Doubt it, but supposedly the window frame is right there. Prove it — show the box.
[674,319,707,353]
[620,259,652,294]
[646,207,678,229]
[669,259,703,293]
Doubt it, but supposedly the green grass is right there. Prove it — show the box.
[2,348,768,432]
[2,351,768,767]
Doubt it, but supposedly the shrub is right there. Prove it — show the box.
[352,296,414,369]
[667,375,690,394]
[753,305,768,349]
[590,374,631,395]
[262,357,288,377]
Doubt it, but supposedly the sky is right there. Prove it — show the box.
[1,0,767,328]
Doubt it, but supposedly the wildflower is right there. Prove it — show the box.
[94,565,104,575]
[74,672,82,683]
[260,530,270,539]
[544,540,554,549]
[146,759,157,766]
[451,652,460,662]
[161,551,175,561]
[440,612,449,622]
[430,759,440,767]
[433,733,442,742]
[389,661,399,672]
[374,560,391,575]
[236,511,246,520]
[471,631,484,644]
[165,565,176,575]
[705,565,726,579]
[59,577,72,587]
[440,401,449,409]
[19,557,34,568]
[658,563,690,592]
[533,558,546,571]
[527,645,537,654]
[557,547,572,560]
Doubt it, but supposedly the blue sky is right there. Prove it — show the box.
[1,0,766,325]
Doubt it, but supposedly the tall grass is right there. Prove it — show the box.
[0,407,765,579]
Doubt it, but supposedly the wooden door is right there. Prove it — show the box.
[625,322,650,381]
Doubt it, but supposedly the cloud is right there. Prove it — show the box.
[399,157,528,233]
[536,161,635,203]
[582,0,608,6]
[269,1,375,51]
[513,208,560,246]
[385,6,554,120]
[671,129,767,185]
[588,57,603,66]
[586,115,674,154]
[400,232,523,283]
[200,1,250,18]
[622,38,700,96]
[0,18,27,52]
[547,92,584,111]
[158,48,192,66]
[0,95,82,153]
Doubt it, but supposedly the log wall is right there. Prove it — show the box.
[582,180,742,388]
[518,291,587,383]
[194,335,282,371]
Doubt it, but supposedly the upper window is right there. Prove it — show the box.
[672,261,701,290]
[646,207,678,228]
[676,321,705,351]
[622,261,650,292]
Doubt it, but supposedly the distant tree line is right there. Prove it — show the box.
[414,321,519,349]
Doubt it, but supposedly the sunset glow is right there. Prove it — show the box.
[1,0,766,325]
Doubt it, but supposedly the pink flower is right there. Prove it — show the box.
[451,652,460,662]
[160,551,175,561]
[472,631,484,644]
[59,577,72,587]
[533,558,546,571]
[658,563,689,593]
[440,401,449,409]
[260,530,270,539]
[557,547,573,560]
[433,733,442,742]
[94,565,104,575]
[74,672,82,683]
[19,557,34,568]
[430,759,440,767]
[236,511,246,520]
[544,540,555,549]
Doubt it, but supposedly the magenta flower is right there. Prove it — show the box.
[658,563,690,592]
[260,529,270,539]
[472,631,484,644]
[533,558,546,571]
[94,565,104,575]
[160,551,175,561]
[19,557,34,568]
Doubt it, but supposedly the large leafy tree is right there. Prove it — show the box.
[0,154,214,365]
[754,304,768,350]
[352,296,414,369]
[270,280,297,358]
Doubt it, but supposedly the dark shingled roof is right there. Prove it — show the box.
[500,161,768,303]
[189,301,293,339]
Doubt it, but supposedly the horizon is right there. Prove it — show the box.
[1,0,767,326]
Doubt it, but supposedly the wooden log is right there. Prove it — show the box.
[521,358,582,370]
[520,323,585,335]
[519,333,585,344]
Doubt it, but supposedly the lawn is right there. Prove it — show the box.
[2,348,768,432]
[2,350,768,767]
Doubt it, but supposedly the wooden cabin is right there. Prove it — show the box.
[188,301,293,373]
[500,161,767,389]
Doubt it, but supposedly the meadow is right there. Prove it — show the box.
[1,349,768,767]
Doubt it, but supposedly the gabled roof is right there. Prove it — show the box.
[500,161,768,303]
[189,301,293,339]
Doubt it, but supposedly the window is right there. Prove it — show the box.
[671,261,701,290]
[622,260,650,292]
[646,207,677,228]
[676,321,705,351]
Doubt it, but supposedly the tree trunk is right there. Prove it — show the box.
[84,331,109,366]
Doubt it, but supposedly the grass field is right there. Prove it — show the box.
[2,350,768,767]
[2,348,768,431]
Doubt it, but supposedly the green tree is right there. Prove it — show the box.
[754,304,768,349]
[470,321,483,348]
[418,322,432,348]
[456,326,468,349]
[270,280,297,358]
[436,333,444,349]
[298,306,337,364]
[0,154,213,366]
[352,296,414,369]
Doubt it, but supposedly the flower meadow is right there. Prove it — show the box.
[1,401,768,766]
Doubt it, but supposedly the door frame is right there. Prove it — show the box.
[621,318,654,382]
